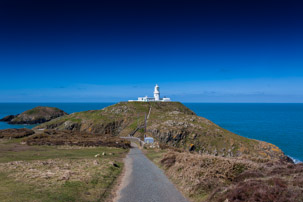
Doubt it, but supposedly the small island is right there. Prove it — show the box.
[0,106,67,124]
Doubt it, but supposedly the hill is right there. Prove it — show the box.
[2,106,68,124]
[36,102,289,161]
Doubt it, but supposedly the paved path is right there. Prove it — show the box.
[116,143,189,202]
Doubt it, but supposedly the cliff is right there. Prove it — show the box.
[3,106,68,124]
[36,102,288,161]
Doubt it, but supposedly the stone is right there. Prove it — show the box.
[60,171,71,180]
[0,114,18,122]
[109,161,119,168]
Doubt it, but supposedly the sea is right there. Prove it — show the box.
[0,103,302,163]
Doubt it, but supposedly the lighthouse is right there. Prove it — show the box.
[128,84,171,102]
[154,84,160,101]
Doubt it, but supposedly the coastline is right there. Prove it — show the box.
[1,102,303,163]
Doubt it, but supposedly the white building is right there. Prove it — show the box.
[129,84,171,102]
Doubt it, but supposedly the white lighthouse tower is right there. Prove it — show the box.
[128,84,171,102]
[154,84,160,101]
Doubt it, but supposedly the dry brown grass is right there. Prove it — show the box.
[0,133,129,202]
[25,129,131,149]
[0,142,127,202]
[0,158,109,187]
[217,177,303,202]
[0,128,34,139]
[146,150,303,202]
[160,152,259,200]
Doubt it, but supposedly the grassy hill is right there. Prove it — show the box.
[36,102,288,161]
[8,106,67,124]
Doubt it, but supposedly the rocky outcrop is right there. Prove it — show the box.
[147,113,287,160]
[1,106,68,124]
[36,102,289,161]
[0,115,18,122]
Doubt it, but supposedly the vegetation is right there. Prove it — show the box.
[145,148,303,202]
[37,102,289,161]
[0,101,300,201]
[0,128,34,139]
[7,106,67,124]
[0,138,128,202]
[25,129,131,148]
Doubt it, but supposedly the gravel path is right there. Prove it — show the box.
[116,143,189,202]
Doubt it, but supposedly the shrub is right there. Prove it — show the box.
[160,153,176,168]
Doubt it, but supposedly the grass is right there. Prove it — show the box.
[144,148,303,202]
[144,148,250,202]
[0,142,126,163]
[24,106,62,115]
[0,139,128,202]
[144,149,166,164]
[25,108,39,115]
[35,101,284,161]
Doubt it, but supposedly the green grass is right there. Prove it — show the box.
[0,143,126,163]
[0,172,48,202]
[25,108,38,115]
[0,140,128,202]
[0,164,123,202]
[144,149,166,165]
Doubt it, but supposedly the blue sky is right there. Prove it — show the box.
[0,0,303,102]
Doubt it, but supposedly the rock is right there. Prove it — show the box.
[8,106,67,125]
[44,171,55,179]
[60,171,71,180]
[109,161,119,168]
[0,114,18,122]
[63,121,80,130]
[189,144,195,152]
[93,160,99,165]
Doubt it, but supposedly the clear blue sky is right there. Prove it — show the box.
[0,0,303,102]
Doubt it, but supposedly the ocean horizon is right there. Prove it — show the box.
[1,102,302,163]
